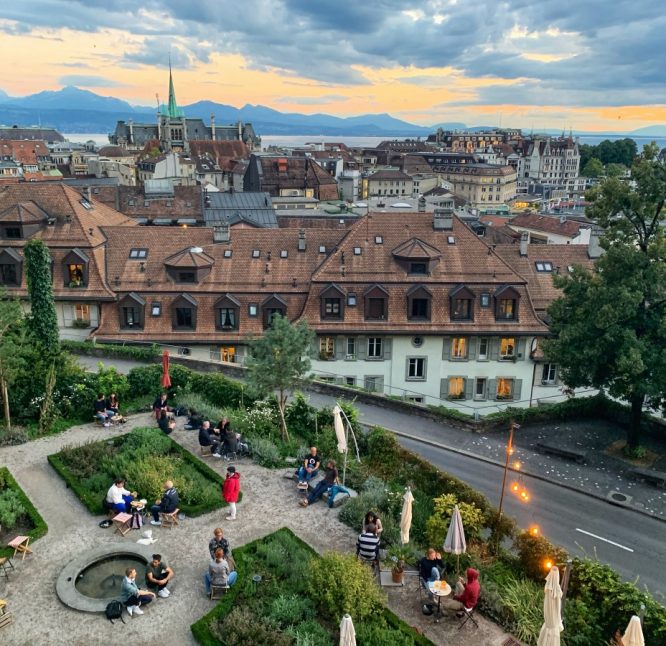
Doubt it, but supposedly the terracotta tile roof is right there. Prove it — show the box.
[0,140,50,165]
[508,213,585,238]
[164,247,215,268]
[249,155,338,200]
[369,169,412,181]
[117,185,203,221]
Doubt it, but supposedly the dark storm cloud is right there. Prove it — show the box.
[1,0,664,104]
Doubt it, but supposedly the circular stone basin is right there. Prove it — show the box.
[57,543,158,613]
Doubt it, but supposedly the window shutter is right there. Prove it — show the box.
[357,336,367,360]
[383,338,392,360]
[513,379,523,401]
[90,305,99,327]
[489,338,500,361]
[467,337,477,360]
[442,337,452,360]
[488,378,497,400]
[517,337,527,360]
[464,377,474,400]
[63,305,73,327]
[335,337,345,360]
[375,376,384,393]
[310,337,319,358]
[440,378,447,400]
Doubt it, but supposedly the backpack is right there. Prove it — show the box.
[105,600,125,624]
[130,509,143,530]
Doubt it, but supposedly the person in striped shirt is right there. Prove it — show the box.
[356,523,380,565]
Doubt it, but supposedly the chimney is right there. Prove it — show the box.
[433,207,453,230]
[519,231,529,257]
[588,225,603,259]
[85,186,92,202]
[298,229,306,252]
[128,118,134,144]
[211,113,216,141]
[213,223,230,243]
[418,195,426,212]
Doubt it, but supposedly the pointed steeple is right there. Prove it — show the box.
[163,55,184,119]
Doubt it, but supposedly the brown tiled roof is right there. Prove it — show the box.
[98,146,127,157]
[369,169,412,181]
[188,140,249,160]
[508,214,584,238]
[494,244,595,314]
[117,185,203,220]
[0,140,50,165]
[0,201,49,224]
[298,212,548,334]
[164,247,214,268]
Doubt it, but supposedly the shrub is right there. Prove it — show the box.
[514,531,568,582]
[286,619,334,646]
[355,618,420,646]
[308,552,385,621]
[498,576,544,645]
[425,493,485,546]
[0,425,28,446]
[93,364,130,402]
[189,371,253,410]
[173,391,224,423]
[62,340,160,362]
[269,594,315,628]
[0,489,26,529]
[248,436,282,467]
[214,607,291,646]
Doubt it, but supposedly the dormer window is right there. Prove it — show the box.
[3,226,21,239]
[320,284,345,320]
[494,286,520,321]
[252,250,261,258]
[262,294,287,328]
[410,262,427,274]
[165,247,214,284]
[407,285,431,321]
[0,248,22,286]
[172,293,198,330]
[118,292,145,330]
[62,248,89,288]
[450,285,475,321]
[392,237,441,274]
[215,294,240,331]
[364,284,388,321]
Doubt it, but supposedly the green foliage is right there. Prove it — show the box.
[0,425,28,446]
[268,594,315,628]
[248,436,282,467]
[579,138,637,169]
[0,488,26,529]
[425,493,485,546]
[62,340,160,362]
[94,364,130,402]
[307,552,385,621]
[0,289,26,429]
[514,531,568,582]
[212,607,292,646]
[355,618,421,646]
[581,157,604,178]
[285,619,334,646]
[48,427,226,516]
[24,239,59,356]
[177,391,225,424]
[427,403,475,422]
[498,576,545,645]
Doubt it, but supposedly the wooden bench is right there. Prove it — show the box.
[629,467,666,489]
[0,599,12,630]
[161,509,180,529]
[534,442,587,464]
[112,512,133,536]
[8,536,32,560]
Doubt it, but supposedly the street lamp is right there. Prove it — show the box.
[495,421,521,552]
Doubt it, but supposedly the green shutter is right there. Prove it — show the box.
[464,378,474,400]
[383,337,392,360]
[440,377,449,399]
[517,338,527,361]
[310,337,319,358]
[357,336,367,360]
[488,378,497,399]
[513,379,523,401]
[489,338,500,361]
[335,337,345,360]
[63,305,73,327]
[467,337,476,360]
[442,336,452,360]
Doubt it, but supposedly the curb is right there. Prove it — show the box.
[373,425,666,525]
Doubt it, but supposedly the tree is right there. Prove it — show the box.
[245,315,314,442]
[605,162,628,178]
[581,157,604,178]
[0,290,25,429]
[544,144,666,450]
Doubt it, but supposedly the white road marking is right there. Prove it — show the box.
[575,528,634,552]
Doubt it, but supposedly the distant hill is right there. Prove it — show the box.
[629,125,666,137]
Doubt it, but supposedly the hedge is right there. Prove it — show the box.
[190,527,433,646]
[62,340,161,363]
[0,467,48,558]
[47,430,231,517]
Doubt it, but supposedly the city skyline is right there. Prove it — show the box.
[0,1,665,132]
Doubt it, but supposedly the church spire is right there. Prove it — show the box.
[165,55,184,119]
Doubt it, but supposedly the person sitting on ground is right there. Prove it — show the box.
[295,446,321,488]
[198,420,220,453]
[158,409,176,435]
[121,567,155,617]
[299,460,338,507]
[94,393,114,425]
[184,408,203,431]
[356,522,380,566]
[453,568,480,617]
[145,553,174,598]
[363,511,383,538]
[222,425,239,457]
[150,480,180,526]
[106,477,137,514]
[152,393,169,419]
[106,393,120,416]
[419,548,444,599]
[203,548,238,596]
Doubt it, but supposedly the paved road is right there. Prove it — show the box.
[76,355,665,597]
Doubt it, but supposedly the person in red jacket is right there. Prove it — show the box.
[453,568,480,616]
[222,466,240,521]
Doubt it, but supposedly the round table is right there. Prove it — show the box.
[428,581,452,622]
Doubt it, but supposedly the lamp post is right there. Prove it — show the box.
[495,421,520,552]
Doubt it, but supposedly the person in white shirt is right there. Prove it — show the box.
[106,478,136,513]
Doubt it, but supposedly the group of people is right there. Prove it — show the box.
[295,446,349,508]
[94,393,125,426]
[197,419,241,459]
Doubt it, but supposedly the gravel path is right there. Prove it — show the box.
[0,415,514,646]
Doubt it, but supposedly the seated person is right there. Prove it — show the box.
[222,427,239,456]
[158,410,176,435]
[106,478,136,513]
[295,446,321,487]
[363,511,383,537]
[204,548,238,596]
[145,553,174,598]
[150,480,180,526]
[299,460,337,507]
[198,421,220,453]
[419,548,444,599]
[184,408,203,431]
[106,393,120,417]
[453,568,480,617]
[121,567,155,616]
[356,523,380,565]
[208,527,232,563]
[152,393,169,419]
[94,393,114,425]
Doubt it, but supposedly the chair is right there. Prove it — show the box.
[0,557,14,579]
[0,599,12,630]
[458,604,479,630]
[209,583,229,600]
[200,445,212,457]
[8,536,32,560]
[112,512,133,536]
[161,509,180,529]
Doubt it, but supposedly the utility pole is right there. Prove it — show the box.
[495,421,520,552]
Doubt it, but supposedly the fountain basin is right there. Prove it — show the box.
[57,543,158,612]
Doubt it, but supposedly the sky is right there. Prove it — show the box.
[0,0,665,131]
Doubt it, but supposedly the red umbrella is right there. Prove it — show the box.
[161,350,171,389]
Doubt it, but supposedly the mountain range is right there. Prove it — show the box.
[0,86,665,138]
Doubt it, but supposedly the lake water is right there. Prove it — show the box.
[63,133,666,151]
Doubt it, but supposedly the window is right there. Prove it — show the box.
[129,249,148,259]
[367,298,386,319]
[535,261,553,272]
[500,337,515,359]
[498,298,516,320]
[451,337,467,359]
[4,227,21,239]
[475,378,487,400]
[220,346,236,363]
[218,308,237,330]
[177,271,196,283]
[224,249,233,258]
[407,357,426,380]
[280,250,288,258]
[480,293,490,308]
[67,263,85,287]
[151,303,161,317]
[121,306,140,328]
[345,377,356,386]
[346,337,356,359]
[410,298,429,319]
[248,304,258,317]
[452,298,472,320]
[478,338,489,360]
[319,245,326,253]
[447,236,455,245]
[347,294,357,306]
[0,263,18,285]
[353,247,362,255]
[407,396,424,404]
[176,307,194,328]
[74,304,89,322]
[448,377,465,399]
[324,298,341,318]
[541,363,557,385]
[319,336,335,360]
[496,377,514,400]
[410,262,427,274]
[265,308,282,325]
[252,250,260,258]
[363,376,382,392]
[375,236,383,244]
[368,337,383,358]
